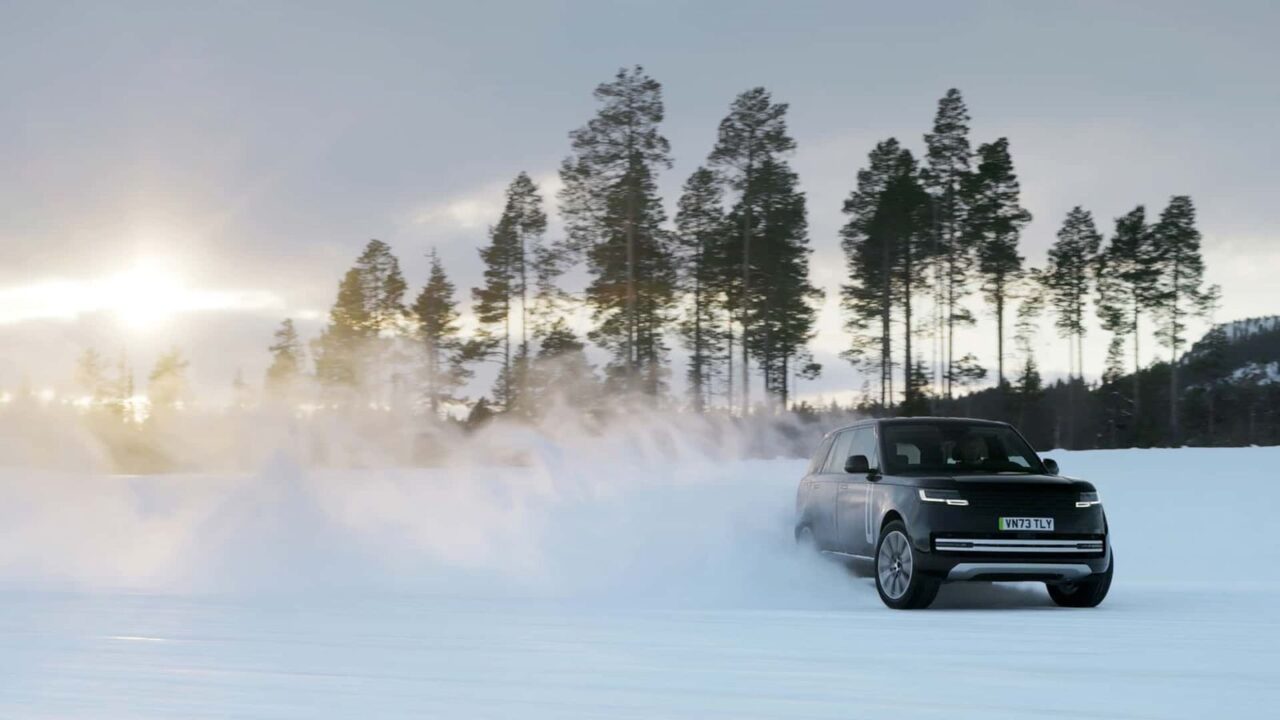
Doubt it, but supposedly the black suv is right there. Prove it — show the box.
[795,417,1113,609]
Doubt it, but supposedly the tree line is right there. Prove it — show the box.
[58,70,1229,447]
[266,67,825,420]
[838,88,1217,445]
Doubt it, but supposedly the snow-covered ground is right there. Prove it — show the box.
[2,438,1279,718]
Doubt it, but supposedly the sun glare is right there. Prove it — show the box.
[0,256,284,329]
[101,258,186,330]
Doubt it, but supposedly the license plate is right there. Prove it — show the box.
[999,517,1054,531]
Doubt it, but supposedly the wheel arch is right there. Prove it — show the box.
[879,509,904,539]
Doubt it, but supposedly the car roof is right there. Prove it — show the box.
[826,416,1012,436]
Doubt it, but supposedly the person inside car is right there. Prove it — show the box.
[957,435,988,466]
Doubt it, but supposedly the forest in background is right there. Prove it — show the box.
[7,68,1276,471]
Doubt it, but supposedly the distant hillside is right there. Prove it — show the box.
[1185,314,1280,386]
[921,314,1280,450]
[1216,315,1280,342]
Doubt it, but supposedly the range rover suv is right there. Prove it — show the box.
[794,417,1113,609]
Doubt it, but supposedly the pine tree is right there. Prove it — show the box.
[147,347,189,413]
[950,353,988,393]
[708,87,797,412]
[1096,206,1159,426]
[1014,355,1044,429]
[312,240,408,403]
[1012,273,1047,430]
[465,397,494,429]
[1044,206,1103,379]
[1149,195,1211,443]
[873,164,935,411]
[674,167,729,411]
[473,218,518,409]
[314,268,370,394]
[413,250,471,416]
[357,239,409,407]
[1102,335,1126,385]
[528,318,599,411]
[355,239,408,334]
[734,158,822,410]
[922,88,974,399]
[1014,268,1047,370]
[265,318,304,401]
[965,138,1031,387]
[473,173,549,411]
[559,66,676,395]
[502,172,549,353]
[840,139,915,407]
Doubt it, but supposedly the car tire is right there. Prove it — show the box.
[874,521,940,610]
[1047,553,1114,608]
[795,525,817,552]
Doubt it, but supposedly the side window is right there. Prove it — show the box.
[850,427,879,469]
[807,436,834,475]
[823,430,856,473]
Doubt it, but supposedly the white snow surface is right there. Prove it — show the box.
[2,432,1279,718]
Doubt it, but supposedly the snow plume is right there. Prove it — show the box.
[0,407,859,605]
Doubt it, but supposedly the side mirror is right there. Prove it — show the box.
[844,454,871,474]
[1043,458,1059,475]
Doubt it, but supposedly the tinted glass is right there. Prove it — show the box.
[807,435,834,475]
[823,430,857,473]
[881,422,1043,474]
[849,427,879,469]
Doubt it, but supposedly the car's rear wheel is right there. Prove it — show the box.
[875,521,940,610]
[1047,553,1114,608]
[795,525,816,552]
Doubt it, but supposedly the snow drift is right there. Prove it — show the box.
[3,406,1279,606]
[0,410,852,603]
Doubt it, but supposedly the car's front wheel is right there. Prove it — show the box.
[875,521,940,610]
[1047,553,1114,608]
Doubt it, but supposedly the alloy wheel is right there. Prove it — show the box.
[877,529,913,600]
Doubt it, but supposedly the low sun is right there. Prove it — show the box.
[100,258,186,330]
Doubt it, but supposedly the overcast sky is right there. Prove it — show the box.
[2,0,1277,402]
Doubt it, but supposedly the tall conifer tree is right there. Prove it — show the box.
[313,240,407,402]
[708,87,796,412]
[874,165,935,413]
[674,167,729,411]
[1044,206,1103,379]
[265,318,304,401]
[922,89,974,399]
[733,158,821,409]
[472,172,549,411]
[559,66,676,395]
[965,138,1031,387]
[414,250,471,416]
[1096,206,1159,425]
[314,267,370,393]
[840,139,915,407]
[1149,195,1211,443]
